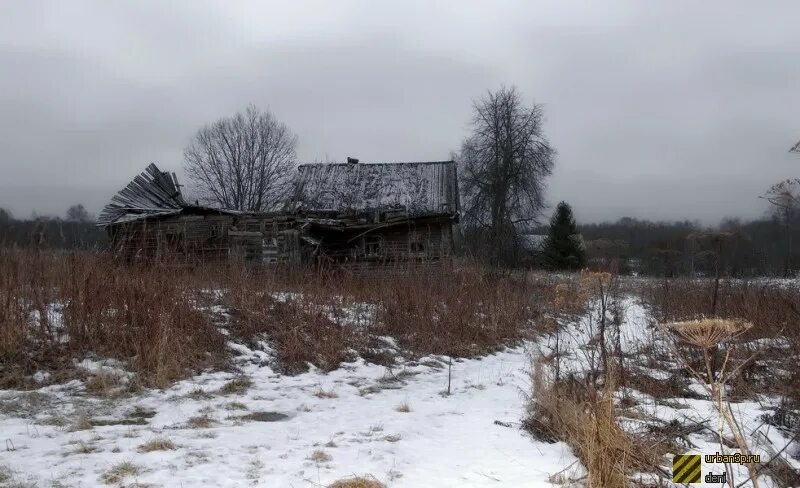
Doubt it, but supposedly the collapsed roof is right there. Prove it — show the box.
[291,161,459,218]
[99,160,460,227]
[97,164,190,227]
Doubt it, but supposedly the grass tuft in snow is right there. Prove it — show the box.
[224,401,248,411]
[128,406,156,419]
[218,376,252,395]
[314,388,338,399]
[327,476,386,488]
[187,388,213,400]
[309,449,332,463]
[138,437,177,453]
[99,461,141,485]
[69,441,99,455]
[187,414,216,429]
[84,372,127,397]
[239,411,288,422]
[67,416,93,432]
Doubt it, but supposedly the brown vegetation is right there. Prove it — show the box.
[529,271,800,487]
[526,364,669,488]
[643,278,800,406]
[0,249,226,388]
[327,476,386,488]
[0,249,540,388]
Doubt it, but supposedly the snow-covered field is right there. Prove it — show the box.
[0,343,578,487]
[2,291,798,487]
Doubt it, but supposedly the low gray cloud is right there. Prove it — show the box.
[0,1,797,223]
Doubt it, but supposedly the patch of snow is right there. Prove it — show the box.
[0,345,575,487]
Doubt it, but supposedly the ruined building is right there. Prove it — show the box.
[97,160,459,268]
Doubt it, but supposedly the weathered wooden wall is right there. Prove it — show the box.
[107,211,454,268]
[108,213,299,264]
[308,219,453,265]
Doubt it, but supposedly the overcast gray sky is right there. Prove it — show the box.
[0,1,798,224]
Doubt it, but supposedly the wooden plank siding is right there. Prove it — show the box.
[108,213,300,265]
[107,212,453,269]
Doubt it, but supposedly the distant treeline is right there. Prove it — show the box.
[0,208,108,250]
[567,216,799,277]
[2,206,797,277]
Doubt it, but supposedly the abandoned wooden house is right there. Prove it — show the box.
[290,159,459,267]
[96,164,300,264]
[97,160,459,267]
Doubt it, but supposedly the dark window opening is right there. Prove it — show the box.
[364,236,383,257]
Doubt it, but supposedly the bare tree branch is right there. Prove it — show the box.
[183,105,298,211]
[458,86,555,265]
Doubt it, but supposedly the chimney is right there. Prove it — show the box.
[347,157,359,164]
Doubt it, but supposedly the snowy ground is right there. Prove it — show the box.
[2,292,798,487]
[0,344,577,487]
[536,296,800,488]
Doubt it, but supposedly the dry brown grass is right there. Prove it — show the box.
[526,365,668,488]
[327,476,386,488]
[68,415,93,432]
[376,268,537,357]
[84,372,131,397]
[99,461,140,485]
[137,437,176,452]
[309,449,332,463]
[218,376,252,395]
[0,249,227,389]
[314,388,338,399]
[187,413,215,429]
[1,250,538,388]
[643,278,800,405]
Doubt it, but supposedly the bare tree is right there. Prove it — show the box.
[184,105,298,211]
[761,178,800,276]
[459,86,555,265]
[0,207,11,224]
[66,204,90,222]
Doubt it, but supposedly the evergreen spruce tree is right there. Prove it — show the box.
[542,201,586,270]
